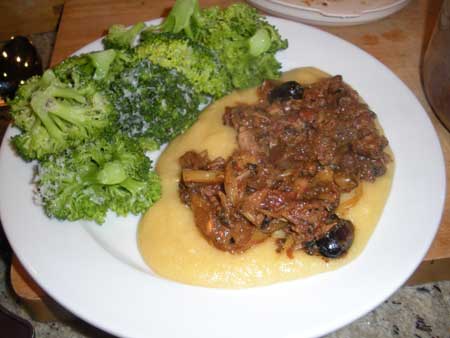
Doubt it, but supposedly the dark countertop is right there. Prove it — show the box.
[0,30,449,338]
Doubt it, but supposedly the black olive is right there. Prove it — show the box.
[316,218,354,258]
[268,81,304,103]
[260,216,271,230]
[0,36,42,99]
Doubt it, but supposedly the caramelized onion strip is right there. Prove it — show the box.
[338,184,363,212]
[182,169,224,184]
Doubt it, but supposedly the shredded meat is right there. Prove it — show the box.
[179,75,390,257]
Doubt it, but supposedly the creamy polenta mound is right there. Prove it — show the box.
[138,67,394,288]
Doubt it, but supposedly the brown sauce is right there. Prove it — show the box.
[138,67,394,288]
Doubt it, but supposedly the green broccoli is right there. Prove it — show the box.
[7,73,47,132]
[146,0,200,38]
[195,3,288,88]
[137,32,231,98]
[109,59,205,148]
[103,22,146,50]
[9,69,117,161]
[146,0,288,89]
[7,0,291,225]
[36,134,161,224]
[53,49,133,87]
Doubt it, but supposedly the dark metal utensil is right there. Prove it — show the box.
[0,36,43,105]
[0,304,34,338]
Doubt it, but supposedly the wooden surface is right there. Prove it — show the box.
[50,0,450,261]
[0,0,64,40]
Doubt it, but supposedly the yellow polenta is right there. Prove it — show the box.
[138,67,394,288]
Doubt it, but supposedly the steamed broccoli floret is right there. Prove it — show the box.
[103,22,146,50]
[109,59,205,147]
[147,0,287,89]
[137,32,231,98]
[53,49,133,87]
[147,0,200,38]
[10,69,117,161]
[198,3,288,88]
[8,74,46,131]
[36,134,161,224]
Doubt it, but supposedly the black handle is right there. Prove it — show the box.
[0,304,34,338]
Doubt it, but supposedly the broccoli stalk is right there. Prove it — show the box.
[146,0,200,38]
[97,160,128,185]
[249,28,272,57]
[88,49,117,80]
[103,22,146,50]
[37,134,161,224]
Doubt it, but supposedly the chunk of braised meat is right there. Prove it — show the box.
[179,151,266,252]
[180,151,345,254]
[180,75,390,258]
[179,151,226,207]
[223,75,390,182]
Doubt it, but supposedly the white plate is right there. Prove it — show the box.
[247,0,411,26]
[0,16,445,338]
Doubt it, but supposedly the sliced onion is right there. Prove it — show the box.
[311,167,334,184]
[272,229,286,239]
[334,172,358,191]
[182,169,224,184]
[240,210,258,225]
[249,230,269,245]
[224,161,239,204]
[338,183,363,213]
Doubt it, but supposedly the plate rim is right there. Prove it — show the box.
[247,0,411,25]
